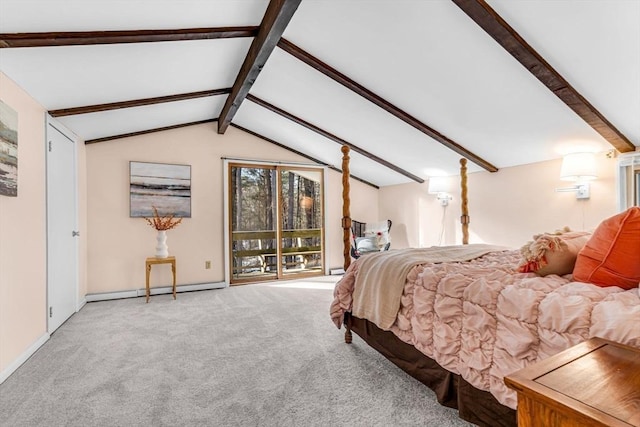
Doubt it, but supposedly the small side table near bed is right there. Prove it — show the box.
[145,256,176,303]
[505,337,640,427]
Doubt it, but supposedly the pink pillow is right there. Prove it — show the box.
[517,229,591,276]
[573,207,640,289]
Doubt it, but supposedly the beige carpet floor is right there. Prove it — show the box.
[0,276,472,426]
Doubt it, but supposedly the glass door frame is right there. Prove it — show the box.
[277,165,325,279]
[223,159,327,285]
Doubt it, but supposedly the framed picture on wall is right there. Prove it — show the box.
[0,100,18,197]
[130,161,191,218]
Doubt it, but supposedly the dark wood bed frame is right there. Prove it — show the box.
[339,147,516,427]
[344,313,516,427]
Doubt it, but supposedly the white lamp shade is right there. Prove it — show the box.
[428,176,450,194]
[560,152,598,181]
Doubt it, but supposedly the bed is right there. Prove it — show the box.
[333,147,640,427]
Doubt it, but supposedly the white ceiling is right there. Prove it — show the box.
[0,39,252,108]
[0,0,638,187]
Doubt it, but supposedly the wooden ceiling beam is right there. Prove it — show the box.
[230,123,379,189]
[49,88,231,117]
[452,0,635,153]
[278,38,498,173]
[247,94,425,183]
[217,0,302,134]
[84,119,216,144]
[0,27,257,48]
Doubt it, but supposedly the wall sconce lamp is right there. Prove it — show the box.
[555,152,598,200]
[299,195,314,210]
[428,176,452,206]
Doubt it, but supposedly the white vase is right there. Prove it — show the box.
[155,230,169,258]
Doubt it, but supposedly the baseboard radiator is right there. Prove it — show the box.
[85,281,227,302]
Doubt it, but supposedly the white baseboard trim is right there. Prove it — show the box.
[86,290,138,302]
[77,297,87,311]
[86,281,227,302]
[0,333,50,384]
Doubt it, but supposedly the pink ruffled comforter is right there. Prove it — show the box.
[330,250,640,408]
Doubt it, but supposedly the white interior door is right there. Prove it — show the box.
[47,121,78,333]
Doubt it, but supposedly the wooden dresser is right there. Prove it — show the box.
[505,337,640,427]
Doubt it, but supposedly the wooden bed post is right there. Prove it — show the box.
[344,312,352,344]
[460,158,470,245]
[341,146,353,344]
[341,146,352,272]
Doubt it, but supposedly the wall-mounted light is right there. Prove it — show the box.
[428,176,452,206]
[299,195,314,210]
[556,152,598,199]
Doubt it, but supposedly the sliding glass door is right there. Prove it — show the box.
[230,165,278,282]
[279,168,323,277]
[229,163,324,284]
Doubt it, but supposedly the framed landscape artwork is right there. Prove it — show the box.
[130,161,191,218]
[0,100,18,197]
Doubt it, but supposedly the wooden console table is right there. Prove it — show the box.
[505,337,640,427]
[145,256,176,303]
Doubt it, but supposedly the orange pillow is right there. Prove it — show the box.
[573,207,640,289]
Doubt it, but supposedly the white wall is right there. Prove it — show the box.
[379,154,618,249]
[85,124,377,294]
[0,73,88,382]
[0,73,48,377]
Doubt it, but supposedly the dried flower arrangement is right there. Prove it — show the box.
[144,206,182,231]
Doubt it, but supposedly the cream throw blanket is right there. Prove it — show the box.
[352,244,508,330]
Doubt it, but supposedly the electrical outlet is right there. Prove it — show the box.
[205,261,211,269]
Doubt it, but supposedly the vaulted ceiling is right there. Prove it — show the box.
[1,0,638,188]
